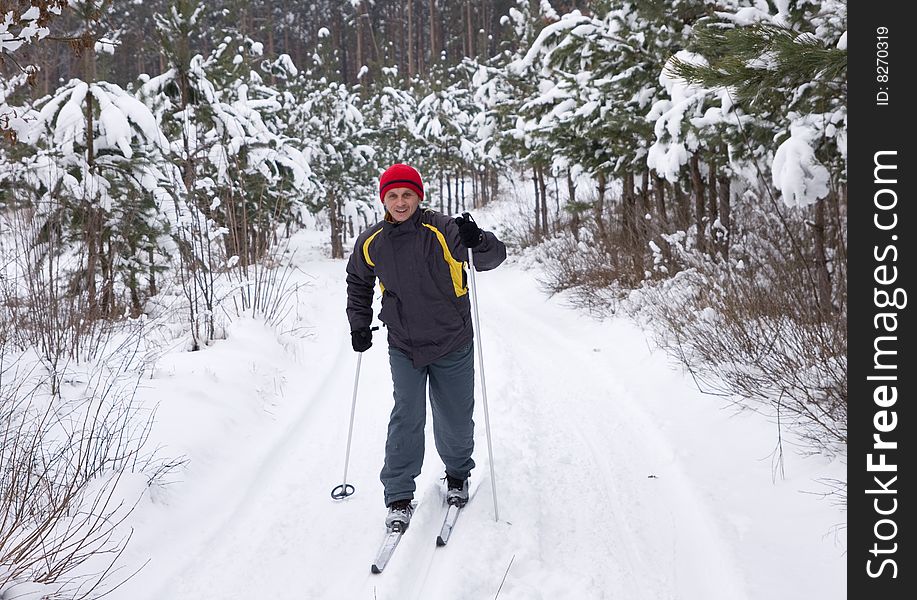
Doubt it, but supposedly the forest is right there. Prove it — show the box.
[2,1,846,595]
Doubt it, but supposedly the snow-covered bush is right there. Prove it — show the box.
[624,200,847,456]
[0,326,163,598]
[0,76,175,343]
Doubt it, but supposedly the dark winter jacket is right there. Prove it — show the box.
[346,208,506,368]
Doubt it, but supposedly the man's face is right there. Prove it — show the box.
[383,187,421,222]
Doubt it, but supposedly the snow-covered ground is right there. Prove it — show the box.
[106,209,846,600]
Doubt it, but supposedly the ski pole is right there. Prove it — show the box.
[332,338,371,500]
[465,221,500,522]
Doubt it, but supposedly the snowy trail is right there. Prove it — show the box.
[128,259,399,599]
[115,233,844,600]
[465,267,749,600]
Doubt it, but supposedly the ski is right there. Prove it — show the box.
[371,526,405,574]
[435,503,463,547]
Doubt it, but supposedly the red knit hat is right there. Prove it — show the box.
[379,163,424,203]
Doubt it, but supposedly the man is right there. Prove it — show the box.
[346,163,506,531]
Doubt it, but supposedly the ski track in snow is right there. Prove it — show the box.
[473,268,749,600]
[115,232,843,600]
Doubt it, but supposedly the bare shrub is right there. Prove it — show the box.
[168,186,220,352]
[534,177,846,457]
[1,200,172,597]
[2,201,112,365]
[629,207,847,456]
[167,161,310,348]
[537,193,658,314]
[0,339,158,598]
[537,229,629,316]
[221,236,308,333]
[497,178,542,250]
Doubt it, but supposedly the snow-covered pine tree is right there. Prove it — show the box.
[637,0,848,453]
[0,1,69,136]
[360,65,420,164]
[7,2,174,329]
[490,0,564,243]
[295,27,374,259]
[358,64,421,226]
[665,0,846,312]
[412,59,478,215]
[465,55,517,209]
[15,76,173,319]
[142,0,315,346]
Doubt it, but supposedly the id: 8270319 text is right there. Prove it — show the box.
[876,26,889,106]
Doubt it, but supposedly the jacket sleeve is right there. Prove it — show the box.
[346,234,376,331]
[444,216,507,272]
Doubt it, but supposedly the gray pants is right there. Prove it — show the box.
[381,343,476,506]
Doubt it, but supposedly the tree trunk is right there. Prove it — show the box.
[355,1,364,71]
[148,247,157,297]
[407,0,415,78]
[831,184,847,308]
[334,10,350,84]
[568,171,579,241]
[622,171,643,276]
[465,0,474,57]
[567,170,577,207]
[83,39,100,312]
[361,1,381,69]
[639,171,651,240]
[338,198,346,253]
[830,183,847,265]
[621,172,632,245]
[480,0,489,55]
[707,160,719,254]
[552,174,560,226]
[283,2,290,60]
[538,166,549,237]
[129,261,142,319]
[241,191,252,266]
[439,169,444,212]
[813,198,833,314]
[99,231,115,316]
[329,191,344,259]
[471,168,479,209]
[460,169,466,212]
[429,0,437,64]
[532,165,541,241]
[487,166,495,206]
[594,170,607,242]
[674,179,690,230]
[689,154,706,253]
[653,173,669,226]
[175,43,205,349]
[416,0,425,75]
[716,172,731,260]
[266,11,275,58]
[84,87,98,319]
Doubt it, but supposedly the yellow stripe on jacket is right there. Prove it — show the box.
[362,227,386,294]
[422,223,468,297]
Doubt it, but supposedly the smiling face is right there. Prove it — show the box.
[383,187,421,222]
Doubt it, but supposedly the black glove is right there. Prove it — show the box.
[351,327,373,352]
[455,213,483,249]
